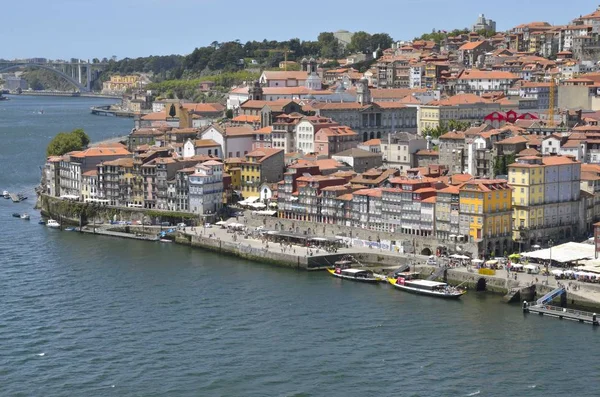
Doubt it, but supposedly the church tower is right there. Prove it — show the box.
[356,78,371,105]
[248,80,263,101]
[308,58,317,74]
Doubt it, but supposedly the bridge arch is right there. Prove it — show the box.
[0,64,87,92]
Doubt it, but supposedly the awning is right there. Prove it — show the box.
[485,260,498,265]
[215,220,226,225]
[253,210,276,216]
[450,254,469,259]
[471,259,484,263]
[250,202,266,209]
[521,242,595,264]
[523,264,538,270]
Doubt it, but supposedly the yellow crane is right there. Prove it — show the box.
[257,48,295,70]
[548,75,556,127]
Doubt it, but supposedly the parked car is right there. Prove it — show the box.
[160,221,171,227]
[204,223,212,228]
[177,222,187,229]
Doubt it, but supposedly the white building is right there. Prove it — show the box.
[188,160,224,216]
[454,70,520,94]
[258,71,309,88]
[559,140,586,162]
[541,135,562,155]
[183,138,222,159]
[294,117,339,154]
[409,64,424,88]
[200,125,254,159]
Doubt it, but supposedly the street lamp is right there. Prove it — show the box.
[547,238,554,285]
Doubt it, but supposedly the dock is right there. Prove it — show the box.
[524,302,599,325]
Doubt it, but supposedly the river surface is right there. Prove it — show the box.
[0,95,598,396]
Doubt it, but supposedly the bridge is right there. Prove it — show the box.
[0,60,108,92]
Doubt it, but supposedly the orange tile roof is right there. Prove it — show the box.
[353,188,383,198]
[457,69,520,80]
[194,139,220,148]
[246,148,283,162]
[416,149,439,156]
[141,112,167,121]
[437,185,460,194]
[541,156,579,166]
[429,93,492,106]
[102,157,134,167]
[70,147,132,158]
[459,41,488,51]
[496,136,528,145]
[181,103,224,112]
[361,138,381,146]
[439,131,466,140]
[517,148,541,157]
[262,71,308,80]
[231,115,261,123]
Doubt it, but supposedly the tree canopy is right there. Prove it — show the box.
[46,128,91,157]
[423,120,471,138]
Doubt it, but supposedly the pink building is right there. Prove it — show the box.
[314,126,359,157]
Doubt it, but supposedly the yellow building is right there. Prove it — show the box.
[102,75,140,93]
[508,156,545,241]
[81,170,98,202]
[459,179,512,256]
[509,155,581,250]
[419,94,501,133]
[224,158,243,191]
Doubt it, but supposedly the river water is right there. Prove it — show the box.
[0,95,598,396]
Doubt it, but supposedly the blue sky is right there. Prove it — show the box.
[2,0,597,60]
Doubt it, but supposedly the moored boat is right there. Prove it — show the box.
[64,227,76,231]
[20,213,30,220]
[3,190,9,199]
[46,219,60,229]
[12,213,21,218]
[327,268,385,283]
[387,277,466,299]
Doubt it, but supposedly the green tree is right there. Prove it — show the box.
[369,33,393,51]
[493,153,516,176]
[46,129,90,156]
[348,31,372,53]
[71,128,90,147]
[318,32,341,58]
[423,119,471,138]
[225,109,233,119]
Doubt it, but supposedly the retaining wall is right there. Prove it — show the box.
[176,233,309,270]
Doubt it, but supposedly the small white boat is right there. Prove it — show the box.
[3,190,9,199]
[20,213,30,220]
[46,219,60,229]
[327,268,386,283]
[388,277,466,299]
[159,238,172,243]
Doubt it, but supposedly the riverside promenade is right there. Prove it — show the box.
[178,220,600,309]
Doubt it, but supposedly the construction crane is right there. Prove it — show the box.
[256,48,295,70]
[548,75,556,127]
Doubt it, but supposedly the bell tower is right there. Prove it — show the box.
[356,78,371,105]
[248,80,263,101]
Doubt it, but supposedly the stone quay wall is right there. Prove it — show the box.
[175,233,310,270]
[244,213,480,256]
